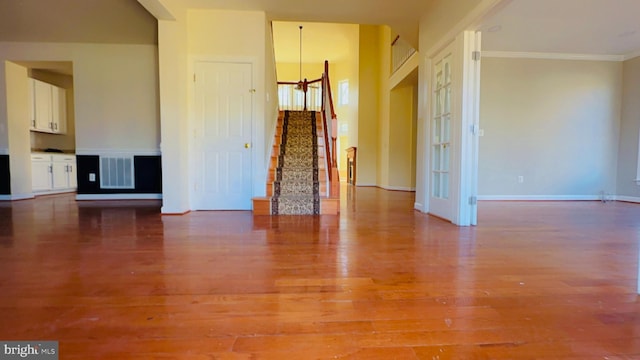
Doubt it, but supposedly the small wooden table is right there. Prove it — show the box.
[346,147,357,185]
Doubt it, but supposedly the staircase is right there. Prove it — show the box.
[253,61,340,215]
[253,110,339,215]
[271,110,320,214]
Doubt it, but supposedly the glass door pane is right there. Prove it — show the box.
[431,54,451,200]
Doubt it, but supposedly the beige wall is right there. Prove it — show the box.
[4,62,32,198]
[388,82,418,190]
[618,56,640,198]
[276,62,324,82]
[334,58,359,179]
[357,25,382,186]
[377,26,392,187]
[479,57,622,197]
[265,22,279,169]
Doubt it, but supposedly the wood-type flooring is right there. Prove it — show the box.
[0,187,639,359]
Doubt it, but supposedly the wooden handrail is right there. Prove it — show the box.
[391,35,400,46]
[320,75,332,180]
[323,61,337,169]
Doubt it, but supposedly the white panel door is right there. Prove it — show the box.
[429,42,456,221]
[194,61,253,210]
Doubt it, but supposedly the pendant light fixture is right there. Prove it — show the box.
[296,25,306,92]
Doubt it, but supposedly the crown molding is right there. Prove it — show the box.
[623,50,640,61]
[482,51,625,62]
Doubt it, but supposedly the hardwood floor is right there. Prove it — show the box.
[1,189,639,359]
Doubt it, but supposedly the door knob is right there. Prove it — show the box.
[244,143,251,149]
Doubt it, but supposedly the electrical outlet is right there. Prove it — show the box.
[89,173,96,182]
[518,176,524,183]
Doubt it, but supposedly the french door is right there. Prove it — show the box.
[429,42,455,220]
[426,31,481,226]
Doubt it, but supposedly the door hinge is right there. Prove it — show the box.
[470,124,479,135]
[472,51,481,61]
[469,196,477,205]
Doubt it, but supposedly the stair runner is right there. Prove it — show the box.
[271,110,320,215]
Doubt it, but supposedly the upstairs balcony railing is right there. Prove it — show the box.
[392,35,417,74]
[277,79,322,112]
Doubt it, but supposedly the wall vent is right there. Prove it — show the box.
[100,156,134,189]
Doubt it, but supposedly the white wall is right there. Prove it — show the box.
[479,57,622,198]
[157,3,189,213]
[0,42,160,154]
[187,9,267,198]
[618,56,640,199]
[157,5,269,213]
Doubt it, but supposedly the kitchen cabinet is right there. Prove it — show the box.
[31,154,77,194]
[29,79,66,134]
[31,154,52,192]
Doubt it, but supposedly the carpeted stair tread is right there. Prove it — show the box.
[271,110,320,215]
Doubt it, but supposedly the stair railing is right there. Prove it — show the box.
[276,61,338,196]
[321,60,338,188]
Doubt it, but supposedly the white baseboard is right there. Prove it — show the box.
[355,183,377,187]
[0,193,35,201]
[414,202,424,212]
[477,195,601,201]
[380,185,416,192]
[615,195,640,203]
[161,206,190,215]
[76,194,162,201]
[34,189,76,196]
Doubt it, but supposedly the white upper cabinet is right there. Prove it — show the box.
[29,78,67,134]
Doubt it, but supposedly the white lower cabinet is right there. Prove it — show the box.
[31,155,53,192]
[31,154,77,194]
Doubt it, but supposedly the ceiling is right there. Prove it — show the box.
[180,0,433,46]
[0,0,157,44]
[480,0,640,56]
[2,0,638,60]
